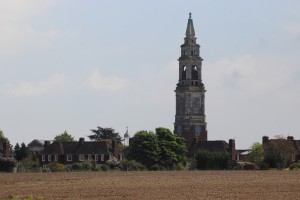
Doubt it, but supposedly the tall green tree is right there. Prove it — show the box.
[264,137,296,168]
[54,131,75,142]
[155,127,187,169]
[126,130,160,169]
[88,127,122,144]
[247,142,264,164]
[126,128,187,170]
[14,143,21,161]
[15,143,28,161]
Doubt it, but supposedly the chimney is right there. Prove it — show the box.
[44,141,50,148]
[79,137,85,144]
[3,141,10,158]
[262,136,269,145]
[112,139,118,159]
[229,139,236,161]
[287,136,294,140]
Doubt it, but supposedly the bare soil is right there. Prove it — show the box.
[1,171,300,200]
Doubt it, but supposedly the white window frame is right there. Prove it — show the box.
[95,154,98,161]
[88,154,92,161]
[120,153,123,161]
[42,155,45,161]
[101,154,104,161]
[48,155,51,161]
[54,155,58,162]
[67,154,72,161]
[79,154,85,161]
[43,165,47,169]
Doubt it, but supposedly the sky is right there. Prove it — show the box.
[0,0,300,149]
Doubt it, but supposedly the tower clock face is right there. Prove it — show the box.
[195,126,201,136]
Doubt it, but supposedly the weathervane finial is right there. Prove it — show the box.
[189,12,192,19]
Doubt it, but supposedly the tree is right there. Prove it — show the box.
[126,130,160,169]
[264,136,296,168]
[16,143,28,161]
[14,143,22,161]
[88,127,122,144]
[54,131,75,142]
[155,127,187,169]
[195,150,228,170]
[0,129,9,143]
[247,142,264,164]
[126,128,187,170]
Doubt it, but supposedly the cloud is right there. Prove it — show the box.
[86,69,131,91]
[205,54,300,96]
[6,74,68,96]
[0,0,58,56]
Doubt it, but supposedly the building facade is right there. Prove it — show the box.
[39,138,123,168]
[174,13,207,143]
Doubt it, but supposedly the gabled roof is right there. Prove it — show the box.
[42,141,111,155]
[189,140,229,155]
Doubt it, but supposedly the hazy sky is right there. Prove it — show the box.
[1,0,299,148]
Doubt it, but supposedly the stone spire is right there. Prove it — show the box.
[185,12,195,39]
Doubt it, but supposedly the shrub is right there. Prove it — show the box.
[17,158,39,172]
[71,163,82,171]
[258,162,269,170]
[0,158,16,172]
[121,160,146,171]
[186,158,197,170]
[48,163,65,172]
[233,163,243,170]
[150,164,166,171]
[289,161,300,170]
[243,163,259,170]
[173,163,185,171]
[81,161,93,171]
[195,150,228,170]
[100,164,109,171]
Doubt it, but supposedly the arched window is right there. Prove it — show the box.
[192,66,198,80]
[182,66,186,80]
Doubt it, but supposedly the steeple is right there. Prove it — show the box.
[185,12,195,41]
[174,13,207,144]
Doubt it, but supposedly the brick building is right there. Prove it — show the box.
[39,138,123,168]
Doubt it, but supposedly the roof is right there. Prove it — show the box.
[186,13,195,39]
[28,139,43,148]
[42,141,111,155]
[189,140,229,155]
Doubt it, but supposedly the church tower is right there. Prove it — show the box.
[174,13,207,142]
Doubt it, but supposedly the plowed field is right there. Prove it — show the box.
[1,171,300,199]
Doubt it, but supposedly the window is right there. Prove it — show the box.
[48,155,51,161]
[67,155,72,161]
[88,154,92,161]
[42,155,45,161]
[95,154,98,161]
[101,154,104,161]
[109,153,113,160]
[55,155,58,162]
[79,154,85,161]
[182,66,186,80]
[192,66,198,80]
[119,154,123,161]
[43,165,47,169]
